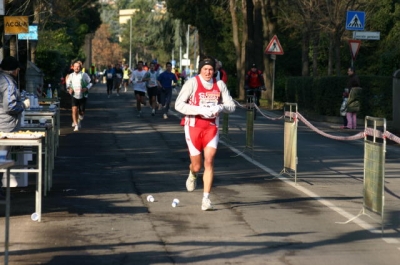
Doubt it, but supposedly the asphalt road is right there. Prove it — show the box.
[1,83,399,265]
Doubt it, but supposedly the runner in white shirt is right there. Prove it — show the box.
[130,61,147,117]
[144,62,160,116]
[66,61,92,131]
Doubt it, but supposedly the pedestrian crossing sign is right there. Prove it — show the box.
[346,11,365,31]
[265,35,284,55]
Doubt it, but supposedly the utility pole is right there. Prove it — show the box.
[129,18,132,68]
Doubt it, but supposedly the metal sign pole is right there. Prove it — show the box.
[271,54,276,109]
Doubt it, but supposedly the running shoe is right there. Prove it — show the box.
[152,109,155,116]
[73,125,79,132]
[186,172,197,191]
[201,198,214,211]
[163,114,168,119]
[79,115,84,121]
[72,122,75,127]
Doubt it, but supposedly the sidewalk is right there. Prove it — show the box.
[1,83,399,265]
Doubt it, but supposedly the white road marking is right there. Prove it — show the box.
[220,140,400,244]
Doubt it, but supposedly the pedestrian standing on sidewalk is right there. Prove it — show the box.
[343,67,361,130]
[0,56,30,187]
[130,61,147,117]
[105,64,115,98]
[175,56,236,210]
[340,88,349,127]
[157,62,177,119]
[66,61,92,132]
[0,57,30,132]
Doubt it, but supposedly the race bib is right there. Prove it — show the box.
[73,86,82,99]
[116,73,122,79]
[199,91,220,119]
[148,77,157,87]
[199,91,220,108]
[107,73,113,79]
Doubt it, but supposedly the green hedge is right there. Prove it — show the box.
[285,75,392,120]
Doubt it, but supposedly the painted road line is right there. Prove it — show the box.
[220,139,399,244]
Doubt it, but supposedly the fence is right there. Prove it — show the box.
[223,100,400,232]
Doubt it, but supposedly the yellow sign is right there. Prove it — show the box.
[4,16,29,35]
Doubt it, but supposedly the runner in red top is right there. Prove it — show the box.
[175,56,236,211]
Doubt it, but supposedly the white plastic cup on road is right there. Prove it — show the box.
[147,195,155,202]
[172,198,180,207]
[31,212,39,221]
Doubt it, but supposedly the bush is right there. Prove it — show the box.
[284,75,392,120]
[36,50,68,88]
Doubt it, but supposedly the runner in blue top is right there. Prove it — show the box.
[157,62,177,119]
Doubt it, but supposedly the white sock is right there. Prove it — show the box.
[203,193,209,199]
[190,170,197,179]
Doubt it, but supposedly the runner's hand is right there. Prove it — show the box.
[210,105,223,114]
[199,107,214,118]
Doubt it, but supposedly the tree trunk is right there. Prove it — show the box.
[301,29,310,76]
[261,0,278,101]
[229,0,247,100]
[10,36,17,57]
[312,31,319,77]
[240,0,248,100]
[334,31,341,76]
[327,33,334,76]
[246,0,254,68]
[253,0,263,70]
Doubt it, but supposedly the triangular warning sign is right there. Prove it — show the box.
[347,14,363,28]
[265,35,284,55]
[348,40,361,60]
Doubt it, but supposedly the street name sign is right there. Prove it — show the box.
[353,31,380,40]
[18,25,39,40]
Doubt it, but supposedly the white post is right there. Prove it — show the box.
[179,38,182,72]
[186,24,190,60]
[193,29,197,75]
[129,18,132,68]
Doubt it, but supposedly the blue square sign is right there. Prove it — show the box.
[346,11,365,31]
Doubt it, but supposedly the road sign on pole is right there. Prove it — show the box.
[265,35,284,55]
[265,35,283,110]
[346,11,365,31]
[349,40,361,61]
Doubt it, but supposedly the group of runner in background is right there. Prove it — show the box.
[62,58,232,122]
